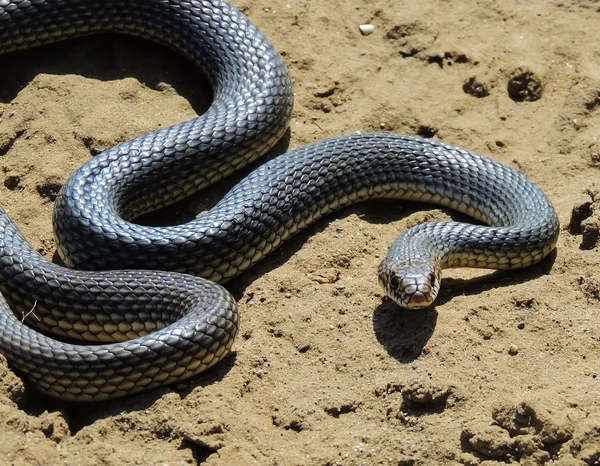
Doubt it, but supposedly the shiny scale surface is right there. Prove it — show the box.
[0,0,559,400]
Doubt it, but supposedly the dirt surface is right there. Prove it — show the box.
[1,0,600,465]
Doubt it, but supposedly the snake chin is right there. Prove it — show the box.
[378,258,441,310]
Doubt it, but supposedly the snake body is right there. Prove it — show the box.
[0,0,559,401]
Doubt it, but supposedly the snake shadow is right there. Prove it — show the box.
[373,300,438,363]
[0,30,285,432]
[359,199,557,303]
[0,34,212,113]
[230,200,557,365]
[42,193,558,424]
[17,351,238,435]
[371,251,556,364]
[1,32,234,434]
[363,200,557,363]
[434,249,557,306]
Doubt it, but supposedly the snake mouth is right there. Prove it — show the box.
[384,288,435,310]
[404,291,433,309]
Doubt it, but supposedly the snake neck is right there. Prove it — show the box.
[384,219,559,273]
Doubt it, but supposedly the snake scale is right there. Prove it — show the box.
[0,0,560,401]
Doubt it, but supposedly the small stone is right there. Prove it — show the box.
[308,268,340,284]
[402,381,453,408]
[359,24,375,35]
[517,322,525,330]
[508,344,520,355]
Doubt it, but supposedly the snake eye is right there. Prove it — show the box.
[429,273,436,287]
[390,276,399,290]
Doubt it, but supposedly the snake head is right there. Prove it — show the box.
[378,257,441,309]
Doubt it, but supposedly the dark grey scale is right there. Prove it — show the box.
[72,132,557,282]
[0,0,559,400]
[0,0,288,400]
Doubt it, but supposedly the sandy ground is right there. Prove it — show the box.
[1,0,600,464]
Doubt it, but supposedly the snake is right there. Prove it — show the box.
[0,0,560,402]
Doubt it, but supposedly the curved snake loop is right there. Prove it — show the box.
[0,0,559,401]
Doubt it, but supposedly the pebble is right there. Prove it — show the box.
[359,24,375,36]
[508,344,520,355]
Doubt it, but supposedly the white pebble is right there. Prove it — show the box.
[359,24,375,36]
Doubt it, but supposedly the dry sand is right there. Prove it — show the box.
[1,0,600,464]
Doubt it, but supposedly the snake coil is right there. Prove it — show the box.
[0,0,559,401]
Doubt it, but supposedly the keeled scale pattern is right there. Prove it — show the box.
[0,208,238,401]
[0,1,559,401]
[0,0,290,400]
[55,133,559,283]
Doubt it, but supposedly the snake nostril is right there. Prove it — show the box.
[404,284,418,295]
[418,284,431,294]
